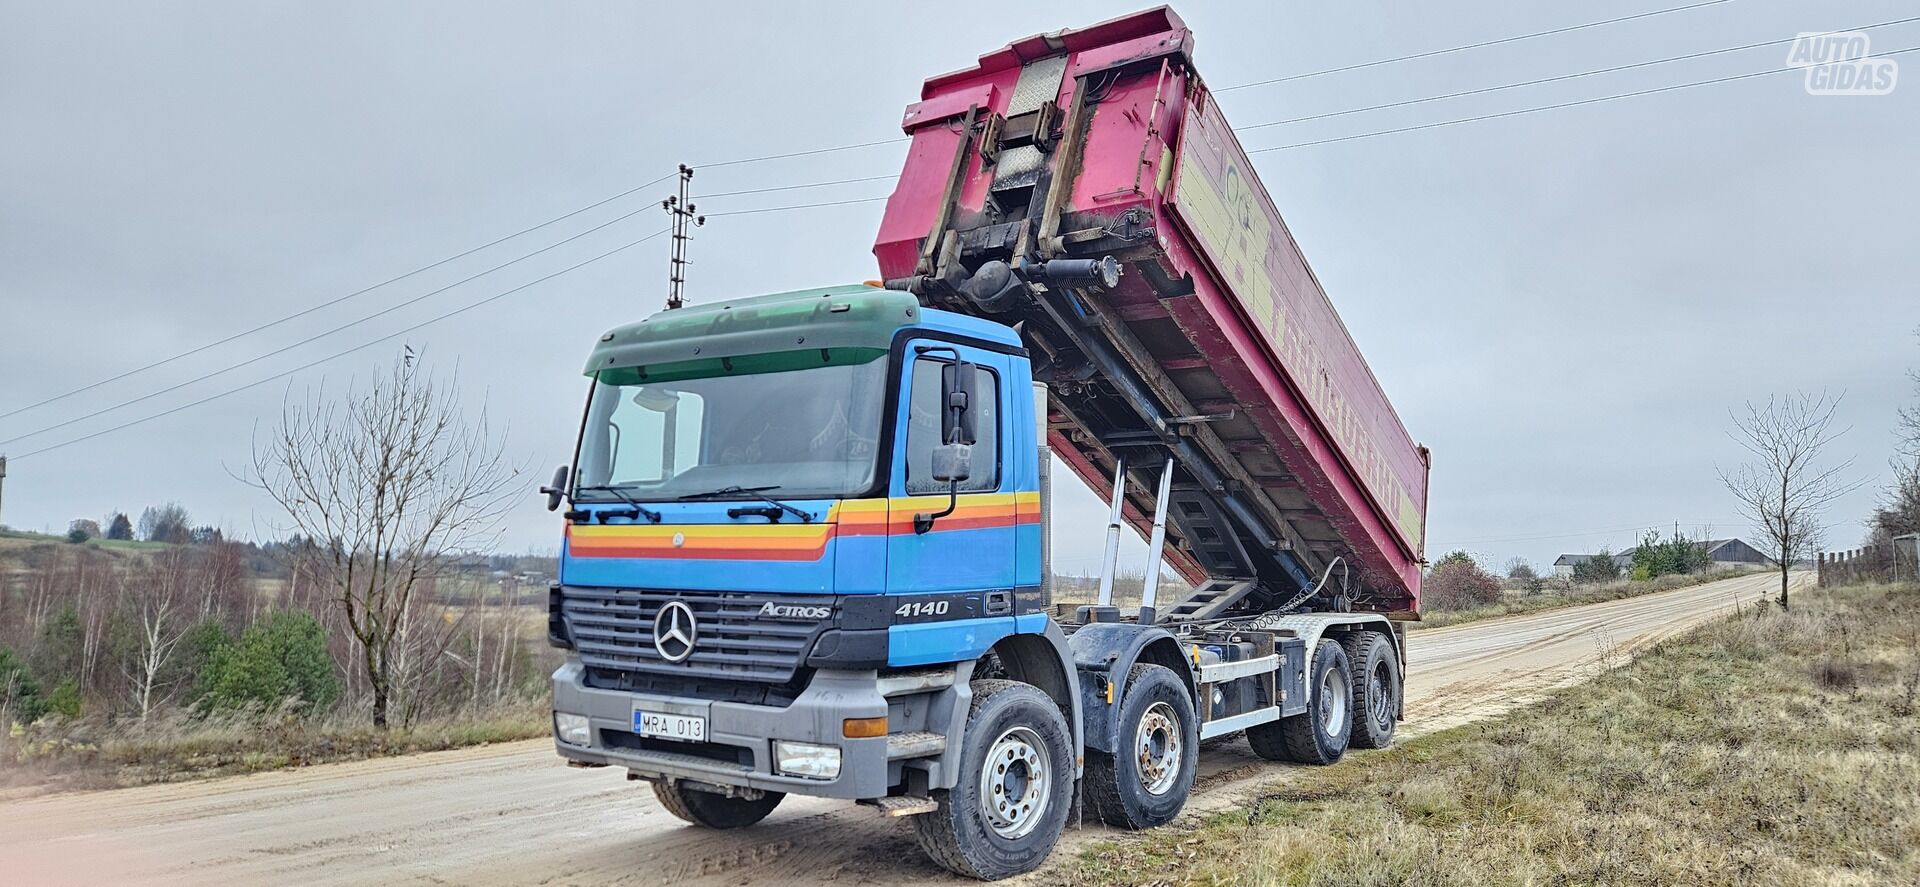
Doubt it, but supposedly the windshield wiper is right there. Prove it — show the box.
[573,485,662,524]
[678,485,814,523]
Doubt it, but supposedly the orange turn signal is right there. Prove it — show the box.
[843,716,888,738]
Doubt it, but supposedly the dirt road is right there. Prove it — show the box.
[0,572,1790,886]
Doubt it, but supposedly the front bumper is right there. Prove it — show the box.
[551,660,892,799]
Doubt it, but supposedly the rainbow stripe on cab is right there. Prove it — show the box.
[565,491,1041,563]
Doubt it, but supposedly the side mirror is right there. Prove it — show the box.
[931,442,973,483]
[540,465,570,512]
[939,360,978,446]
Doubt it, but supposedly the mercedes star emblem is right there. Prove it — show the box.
[654,600,698,663]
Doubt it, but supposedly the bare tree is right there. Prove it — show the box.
[138,502,192,544]
[249,356,522,728]
[1720,392,1861,609]
[121,548,194,721]
[1877,340,1920,543]
[1900,335,1920,456]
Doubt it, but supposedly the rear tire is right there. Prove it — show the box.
[1246,639,1352,765]
[1084,664,1197,830]
[1342,631,1399,750]
[652,779,785,829]
[912,680,1074,881]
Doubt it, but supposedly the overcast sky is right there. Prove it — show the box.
[1,1,1913,576]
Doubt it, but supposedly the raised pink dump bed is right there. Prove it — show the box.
[873,7,1427,612]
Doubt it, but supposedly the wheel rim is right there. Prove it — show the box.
[1133,701,1183,796]
[1367,660,1394,729]
[979,726,1051,839]
[1319,665,1348,738]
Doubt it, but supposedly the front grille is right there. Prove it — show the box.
[583,667,805,707]
[601,729,753,767]
[560,587,826,685]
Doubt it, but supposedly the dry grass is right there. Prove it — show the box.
[1069,582,1920,886]
[1,698,549,792]
[1414,568,1764,630]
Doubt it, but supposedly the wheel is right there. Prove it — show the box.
[1084,664,1197,830]
[912,680,1074,881]
[1246,638,1352,765]
[651,779,785,829]
[1341,631,1399,749]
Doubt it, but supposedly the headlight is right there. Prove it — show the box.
[555,712,592,746]
[774,740,842,780]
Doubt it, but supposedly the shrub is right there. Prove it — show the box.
[31,606,83,683]
[65,528,90,544]
[1571,548,1622,584]
[1630,528,1713,579]
[1425,559,1504,611]
[198,612,340,717]
[46,679,83,718]
[0,647,48,723]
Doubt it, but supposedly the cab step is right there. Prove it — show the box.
[886,731,947,760]
[861,795,940,817]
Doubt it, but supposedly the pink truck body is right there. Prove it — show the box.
[872,7,1428,612]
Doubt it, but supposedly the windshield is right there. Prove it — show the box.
[573,351,890,501]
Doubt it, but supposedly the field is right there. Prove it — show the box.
[0,532,559,792]
[0,528,172,555]
[1070,581,1920,886]
[1413,566,1765,629]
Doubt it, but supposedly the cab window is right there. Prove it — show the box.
[906,357,998,494]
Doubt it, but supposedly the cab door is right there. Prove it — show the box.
[884,342,1016,595]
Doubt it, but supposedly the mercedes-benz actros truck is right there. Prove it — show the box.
[543,8,1430,879]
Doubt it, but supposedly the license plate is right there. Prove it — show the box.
[634,710,707,742]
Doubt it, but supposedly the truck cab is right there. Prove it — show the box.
[549,285,1082,819]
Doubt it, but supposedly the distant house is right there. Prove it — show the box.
[1551,552,1632,579]
[1687,538,1772,568]
[1553,538,1769,578]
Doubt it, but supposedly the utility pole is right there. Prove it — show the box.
[0,455,8,529]
[661,164,704,310]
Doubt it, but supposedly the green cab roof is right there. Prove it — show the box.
[584,285,921,377]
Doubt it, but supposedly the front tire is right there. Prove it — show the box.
[912,680,1074,881]
[652,779,785,829]
[1085,664,1197,830]
[1246,638,1352,765]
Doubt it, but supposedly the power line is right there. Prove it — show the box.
[1235,15,1920,132]
[700,174,893,199]
[0,205,662,448]
[1214,0,1737,92]
[0,169,889,426]
[698,137,909,170]
[2,5,1768,430]
[0,170,678,424]
[0,6,1846,444]
[9,229,671,462]
[2,188,890,449]
[1248,45,1920,153]
[704,195,891,217]
[676,3,1740,170]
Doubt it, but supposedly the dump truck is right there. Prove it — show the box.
[544,7,1429,879]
